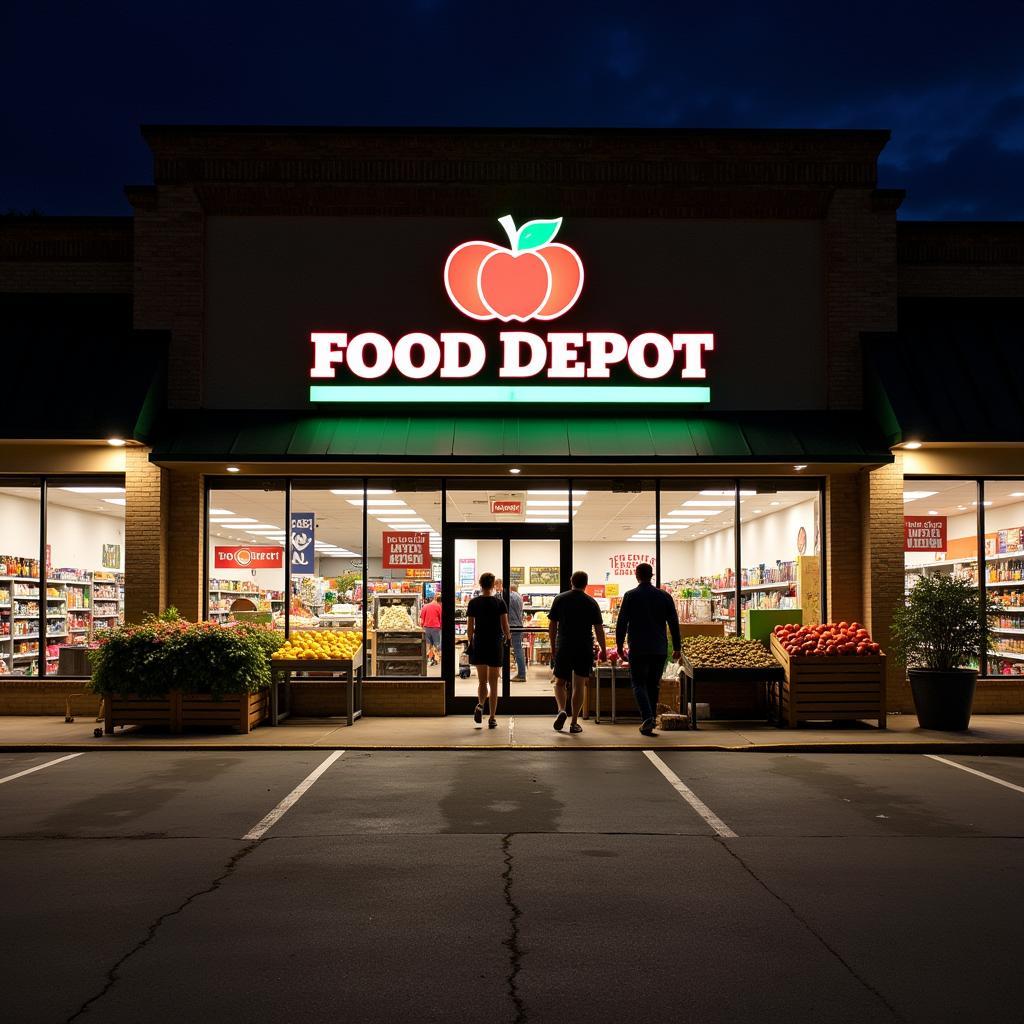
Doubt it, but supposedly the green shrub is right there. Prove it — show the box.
[90,617,282,698]
[890,573,991,672]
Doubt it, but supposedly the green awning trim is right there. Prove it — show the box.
[151,410,892,464]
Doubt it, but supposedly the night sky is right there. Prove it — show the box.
[4,1,1024,219]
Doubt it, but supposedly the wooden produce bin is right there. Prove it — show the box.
[104,690,268,735]
[769,634,886,729]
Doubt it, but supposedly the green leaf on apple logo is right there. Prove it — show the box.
[515,217,562,251]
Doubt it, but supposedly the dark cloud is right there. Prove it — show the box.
[3,0,1024,218]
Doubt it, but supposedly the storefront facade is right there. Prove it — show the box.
[2,128,1022,716]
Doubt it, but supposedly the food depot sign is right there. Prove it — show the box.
[214,546,283,569]
[308,216,714,405]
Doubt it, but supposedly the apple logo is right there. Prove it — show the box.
[444,216,584,322]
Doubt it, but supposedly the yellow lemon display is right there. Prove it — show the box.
[271,629,363,662]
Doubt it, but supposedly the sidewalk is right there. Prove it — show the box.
[3,713,1024,752]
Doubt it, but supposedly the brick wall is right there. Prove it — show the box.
[824,189,901,409]
[0,681,102,717]
[291,681,445,716]
[898,222,1024,298]
[166,470,204,620]
[860,455,909,712]
[826,472,864,624]
[124,446,167,622]
[130,187,204,408]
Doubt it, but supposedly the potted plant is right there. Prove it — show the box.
[890,573,991,731]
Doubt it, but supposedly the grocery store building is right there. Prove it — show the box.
[2,126,1023,719]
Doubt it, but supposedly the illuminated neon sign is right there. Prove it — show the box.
[309,216,714,404]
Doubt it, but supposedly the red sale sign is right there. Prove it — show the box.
[904,516,947,552]
[382,532,431,570]
[214,546,283,568]
[491,500,522,515]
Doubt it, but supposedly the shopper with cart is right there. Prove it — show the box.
[466,572,512,729]
[616,562,681,737]
[549,571,607,734]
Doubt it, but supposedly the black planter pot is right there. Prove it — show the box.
[909,668,977,731]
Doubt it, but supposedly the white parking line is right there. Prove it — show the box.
[925,754,1024,796]
[643,750,737,838]
[242,750,345,840]
[0,752,83,787]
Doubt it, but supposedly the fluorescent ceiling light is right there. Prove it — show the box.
[970,501,993,507]
[928,510,938,515]
[700,490,755,497]
[331,489,395,495]
[243,528,283,535]
[526,490,588,496]
[683,500,735,507]
[770,501,781,507]
[665,511,710,520]
[208,508,234,516]
[371,510,419,517]
[209,517,258,524]
[903,491,938,503]
[60,487,126,494]
[346,499,408,506]
[103,498,127,506]
[1011,492,1024,498]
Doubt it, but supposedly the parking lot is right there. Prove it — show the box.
[2,748,1024,1023]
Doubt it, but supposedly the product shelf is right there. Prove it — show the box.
[989,650,1024,661]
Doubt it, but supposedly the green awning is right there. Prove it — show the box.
[151,410,891,464]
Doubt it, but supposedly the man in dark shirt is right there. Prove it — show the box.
[616,562,681,737]
[549,571,606,734]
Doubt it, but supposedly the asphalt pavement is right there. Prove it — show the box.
[1,748,1023,1023]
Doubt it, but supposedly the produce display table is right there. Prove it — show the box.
[770,634,886,728]
[270,650,363,726]
[679,655,785,730]
[589,664,635,724]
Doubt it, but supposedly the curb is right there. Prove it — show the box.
[2,742,1024,754]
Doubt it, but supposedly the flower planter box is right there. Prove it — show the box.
[770,634,886,728]
[104,689,268,735]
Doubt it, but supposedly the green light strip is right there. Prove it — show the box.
[310,384,711,404]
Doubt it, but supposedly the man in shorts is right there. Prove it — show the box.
[549,571,606,734]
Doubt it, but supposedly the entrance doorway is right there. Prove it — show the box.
[442,524,570,714]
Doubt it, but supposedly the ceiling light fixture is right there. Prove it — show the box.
[793,465,807,472]
[209,517,258,525]
[509,467,521,475]
[60,487,126,494]
[208,508,234,516]
[700,489,755,497]
[347,499,408,507]
[106,437,127,447]
[683,500,735,508]
[902,441,923,450]
[226,466,241,473]
[903,491,938,503]
[331,489,395,495]
[103,498,127,506]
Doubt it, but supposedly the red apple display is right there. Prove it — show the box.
[444,215,584,322]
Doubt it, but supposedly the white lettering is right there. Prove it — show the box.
[394,333,442,379]
[673,333,715,379]
[586,333,629,378]
[547,333,585,378]
[499,332,547,378]
[347,333,393,379]
[441,333,487,378]
[310,333,347,378]
[627,333,674,380]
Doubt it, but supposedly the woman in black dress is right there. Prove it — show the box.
[466,572,512,729]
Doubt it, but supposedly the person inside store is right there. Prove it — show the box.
[466,572,511,729]
[506,583,527,681]
[420,592,442,667]
[616,562,682,737]
[549,571,607,734]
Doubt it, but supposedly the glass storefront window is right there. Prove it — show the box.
[660,482,738,634]
[290,481,366,641]
[206,482,286,632]
[365,480,441,679]
[446,481,572,525]
[47,478,127,675]
[978,481,1024,676]
[0,480,42,675]
[571,480,655,658]
[739,481,821,631]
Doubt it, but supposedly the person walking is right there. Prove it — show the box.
[549,571,606,734]
[616,562,681,737]
[419,592,442,667]
[506,583,527,681]
[466,572,511,729]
